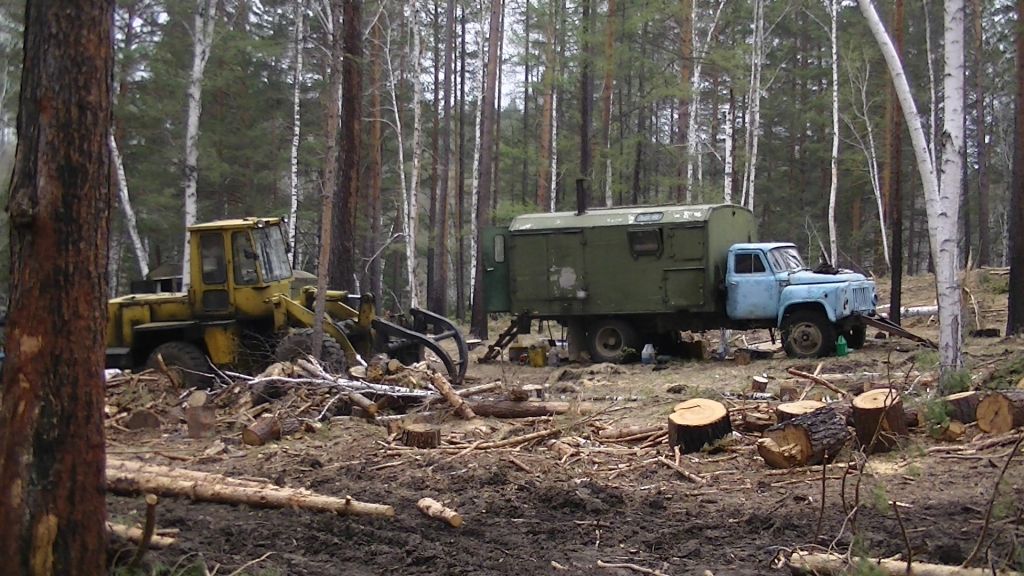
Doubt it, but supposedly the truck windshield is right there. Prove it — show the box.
[767,246,805,272]
[253,225,293,282]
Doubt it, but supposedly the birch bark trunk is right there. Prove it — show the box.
[111,133,149,277]
[288,0,305,266]
[827,0,840,266]
[181,0,217,290]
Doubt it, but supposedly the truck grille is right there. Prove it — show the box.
[852,286,874,312]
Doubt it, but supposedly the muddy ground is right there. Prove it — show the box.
[106,272,1024,575]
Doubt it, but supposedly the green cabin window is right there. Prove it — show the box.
[200,233,227,284]
[494,234,506,263]
[734,252,767,274]
[628,229,662,256]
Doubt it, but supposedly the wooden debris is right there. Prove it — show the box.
[127,494,159,569]
[242,415,281,446]
[751,375,769,393]
[185,405,216,439]
[852,388,909,453]
[936,389,979,422]
[429,373,477,420]
[107,522,176,549]
[657,456,705,484]
[788,551,1020,576]
[125,410,162,430]
[402,423,441,449]
[598,424,662,440]
[977,389,1024,434]
[508,456,535,474]
[667,399,732,454]
[786,368,850,398]
[931,420,967,441]
[469,400,595,418]
[107,459,393,517]
[779,381,800,402]
[416,497,463,527]
[546,439,576,459]
[348,392,379,419]
[759,407,850,469]
[740,411,775,433]
[776,401,826,423]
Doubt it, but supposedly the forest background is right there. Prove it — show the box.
[0,0,1014,335]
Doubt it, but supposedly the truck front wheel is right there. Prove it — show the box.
[587,319,639,364]
[781,310,837,359]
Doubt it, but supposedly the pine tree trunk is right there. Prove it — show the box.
[600,0,615,207]
[426,0,441,312]
[329,0,363,291]
[677,0,692,203]
[1008,0,1024,334]
[581,0,593,187]
[369,21,383,297]
[973,0,990,266]
[456,8,467,322]
[470,0,504,338]
[181,0,217,289]
[0,0,114,571]
[288,0,305,266]
[889,0,904,323]
[431,0,455,316]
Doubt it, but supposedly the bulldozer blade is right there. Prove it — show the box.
[372,309,468,385]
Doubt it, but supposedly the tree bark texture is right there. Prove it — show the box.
[368,20,383,298]
[888,0,904,323]
[1008,0,1024,335]
[0,0,114,572]
[330,0,363,291]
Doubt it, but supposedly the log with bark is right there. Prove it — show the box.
[416,497,462,527]
[429,373,476,420]
[751,375,770,393]
[241,415,300,447]
[776,401,826,423]
[758,407,851,469]
[402,423,441,448]
[977,389,1024,434]
[598,424,663,440]
[348,391,379,418]
[945,391,981,424]
[107,460,393,517]
[788,551,1020,576]
[740,411,775,433]
[468,400,596,418]
[786,368,850,398]
[852,388,909,453]
[667,399,732,454]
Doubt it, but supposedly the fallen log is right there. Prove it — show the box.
[599,424,663,440]
[759,407,850,469]
[429,373,476,420]
[945,391,982,424]
[875,304,940,318]
[107,462,393,517]
[241,415,300,447]
[468,400,596,418]
[977,389,1024,434]
[348,392,379,418]
[667,399,732,454]
[852,388,909,453]
[786,368,850,399]
[107,522,176,549]
[739,411,775,433]
[416,497,463,527]
[788,551,1020,576]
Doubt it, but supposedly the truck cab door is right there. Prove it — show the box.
[725,250,780,320]
[482,226,511,312]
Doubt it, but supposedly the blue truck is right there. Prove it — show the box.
[482,203,879,361]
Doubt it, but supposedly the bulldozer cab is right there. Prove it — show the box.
[189,218,293,319]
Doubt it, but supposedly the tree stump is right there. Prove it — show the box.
[776,400,826,423]
[242,415,282,446]
[779,381,800,402]
[852,388,909,453]
[903,405,923,429]
[945,391,982,424]
[125,410,162,430]
[402,424,441,448]
[751,375,769,393]
[185,406,216,439]
[667,399,732,454]
[977,389,1024,434]
[759,407,850,469]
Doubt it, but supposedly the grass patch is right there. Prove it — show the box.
[985,352,1024,390]
[977,270,1010,294]
[914,350,940,370]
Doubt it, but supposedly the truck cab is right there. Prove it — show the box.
[726,243,877,357]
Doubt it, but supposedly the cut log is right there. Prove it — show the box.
[945,391,982,424]
[184,406,216,439]
[667,399,732,454]
[402,424,441,448]
[788,551,1021,576]
[387,359,405,373]
[242,415,281,446]
[186,390,208,408]
[751,375,769,393]
[786,368,850,399]
[416,497,462,527]
[931,420,967,441]
[977,389,1024,434]
[776,401,826,423]
[761,407,851,468]
[903,405,924,429]
[125,410,162,430]
[348,392,379,418]
[779,382,800,402]
[106,522,176,549]
[468,400,596,418]
[740,412,775,433]
[599,424,663,440]
[829,402,854,426]
[429,373,477,420]
[757,437,803,469]
[852,388,909,453]
[107,462,394,517]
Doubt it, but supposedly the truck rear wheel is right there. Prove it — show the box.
[587,319,639,364]
[275,328,347,374]
[146,341,213,389]
[781,310,836,359]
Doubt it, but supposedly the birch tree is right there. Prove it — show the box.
[181,0,218,290]
[740,0,764,211]
[826,0,839,265]
[288,0,306,264]
[683,0,725,204]
[111,133,149,276]
[857,0,963,371]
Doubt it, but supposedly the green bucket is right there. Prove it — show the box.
[836,335,848,357]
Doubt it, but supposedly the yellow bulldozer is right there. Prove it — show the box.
[105,217,467,388]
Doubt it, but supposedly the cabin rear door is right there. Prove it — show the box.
[482,226,511,312]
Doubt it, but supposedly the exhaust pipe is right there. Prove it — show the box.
[575,178,587,215]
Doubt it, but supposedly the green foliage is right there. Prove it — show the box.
[937,369,971,396]
[868,482,889,514]
[914,350,940,370]
[985,353,1024,390]
[922,398,951,437]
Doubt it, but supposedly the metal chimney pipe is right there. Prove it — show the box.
[575,178,587,215]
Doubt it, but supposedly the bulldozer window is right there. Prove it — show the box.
[253,225,292,282]
[232,231,259,285]
[200,233,227,284]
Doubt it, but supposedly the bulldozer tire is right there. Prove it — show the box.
[146,341,213,389]
[781,309,837,359]
[274,328,347,374]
